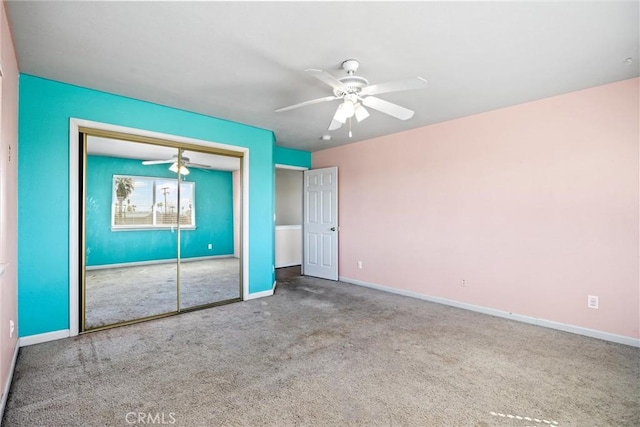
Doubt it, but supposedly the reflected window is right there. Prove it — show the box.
[111,174,195,229]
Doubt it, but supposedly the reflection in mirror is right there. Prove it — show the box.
[84,137,179,329]
[178,149,241,310]
[83,136,242,331]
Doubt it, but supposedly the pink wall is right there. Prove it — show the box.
[0,0,19,406]
[314,78,639,340]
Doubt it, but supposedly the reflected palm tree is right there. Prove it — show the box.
[115,177,134,222]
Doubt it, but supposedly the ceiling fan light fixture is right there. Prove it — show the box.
[342,100,355,118]
[354,103,370,122]
[333,103,348,124]
[169,162,190,175]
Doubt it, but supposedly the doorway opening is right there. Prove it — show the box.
[275,165,305,281]
[274,165,339,282]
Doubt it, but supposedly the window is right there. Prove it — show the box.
[112,175,195,230]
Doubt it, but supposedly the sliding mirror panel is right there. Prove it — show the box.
[83,136,180,330]
[178,151,241,310]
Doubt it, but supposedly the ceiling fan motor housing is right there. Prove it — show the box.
[335,75,369,95]
[333,59,369,97]
[342,59,360,74]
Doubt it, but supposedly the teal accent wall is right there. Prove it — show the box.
[274,146,311,169]
[86,156,233,266]
[18,74,275,337]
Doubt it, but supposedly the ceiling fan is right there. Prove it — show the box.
[141,154,211,175]
[275,59,428,136]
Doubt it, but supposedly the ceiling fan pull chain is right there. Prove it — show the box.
[348,118,353,138]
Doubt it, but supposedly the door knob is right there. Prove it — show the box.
[330,227,336,231]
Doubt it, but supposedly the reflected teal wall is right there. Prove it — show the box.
[86,156,233,266]
[18,74,275,337]
[274,146,311,169]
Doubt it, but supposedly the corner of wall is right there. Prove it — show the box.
[0,0,21,419]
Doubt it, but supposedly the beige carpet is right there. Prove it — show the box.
[85,257,240,329]
[4,275,639,426]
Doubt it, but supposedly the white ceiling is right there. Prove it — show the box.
[87,136,241,171]
[6,1,639,152]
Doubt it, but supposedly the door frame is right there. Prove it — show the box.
[274,164,307,275]
[69,118,250,337]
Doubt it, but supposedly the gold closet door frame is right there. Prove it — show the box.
[80,128,244,333]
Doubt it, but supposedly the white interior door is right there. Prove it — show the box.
[303,167,338,280]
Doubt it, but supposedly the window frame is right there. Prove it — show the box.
[111,174,196,231]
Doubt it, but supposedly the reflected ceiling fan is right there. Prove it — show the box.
[275,59,428,137]
[141,154,211,175]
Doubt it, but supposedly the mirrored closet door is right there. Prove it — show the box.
[178,149,241,310]
[82,133,242,331]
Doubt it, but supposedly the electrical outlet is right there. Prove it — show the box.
[9,320,14,338]
[588,295,599,309]
[207,243,212,250]
[357,261,363,269]
[460,279,466,287]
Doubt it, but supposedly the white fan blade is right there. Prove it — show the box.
[187,162,213,169]
[328,104,347,130]
[142,159,173,165]
[362,96,415,120]
[305,69,346,90]
[328,119,343,131]
[275,95,339,113]
[361,77,428,96]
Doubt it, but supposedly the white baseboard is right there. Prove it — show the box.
[86,255,234,270]
[19,329,70,347]
[244,287,274,301]
[275,225,302,230]
[0,340,19,420]
[340,276,640,348]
